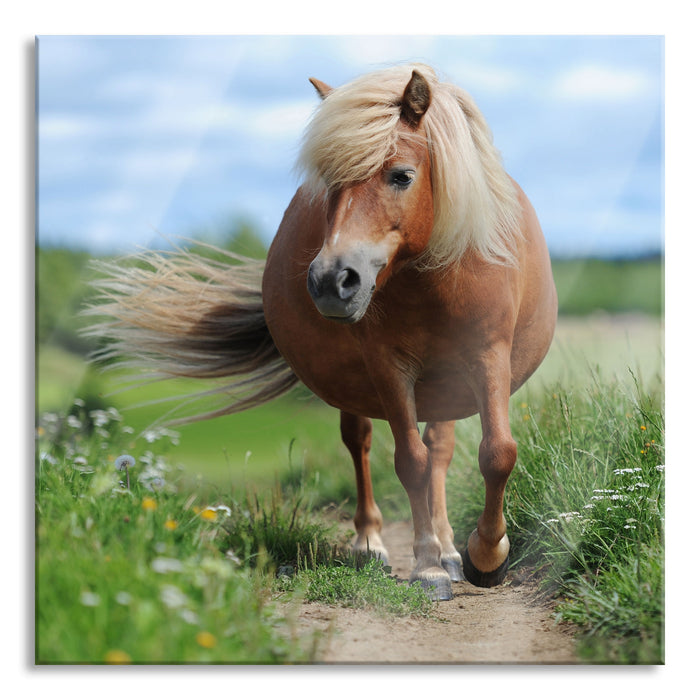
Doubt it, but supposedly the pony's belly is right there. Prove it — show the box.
[287,350,480,423]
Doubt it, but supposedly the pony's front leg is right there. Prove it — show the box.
[464,354,517,588]
[391,416,453,601]
[424,421,465,582]
[340,411,388,564]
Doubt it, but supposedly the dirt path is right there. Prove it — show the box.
[292,521,579,664]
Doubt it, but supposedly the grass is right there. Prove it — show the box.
[35,313,665,664]
[445,370,665,663]
[35,403,434,664]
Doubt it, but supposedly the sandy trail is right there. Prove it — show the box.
[292,521,579,664]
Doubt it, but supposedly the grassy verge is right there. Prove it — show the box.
[35,403,433,664]
[447,371,665,663]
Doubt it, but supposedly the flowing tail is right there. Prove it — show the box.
[83,242,299,424]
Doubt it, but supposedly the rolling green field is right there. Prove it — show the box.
[37,312,663,491]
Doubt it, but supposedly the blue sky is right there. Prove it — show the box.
[36,35,664,258]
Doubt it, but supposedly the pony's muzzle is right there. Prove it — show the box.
[307,253,379,323]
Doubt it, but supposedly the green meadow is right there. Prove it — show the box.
[37,245,663,489]
[35,241,664,663]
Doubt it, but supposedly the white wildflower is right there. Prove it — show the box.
[160,584,189,609]
[67,415,82,429]
[115,591,132,606]
[179,609,199,625]
[151,557,184,574]
[80,591,101,607]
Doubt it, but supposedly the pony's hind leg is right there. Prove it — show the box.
[340,411,389,564]
[424,421,465,582]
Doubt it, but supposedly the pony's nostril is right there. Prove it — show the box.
[336,268,361,300]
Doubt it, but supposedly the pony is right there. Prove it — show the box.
[88,64,557,601]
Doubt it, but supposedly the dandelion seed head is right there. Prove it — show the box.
[114,454,136,471]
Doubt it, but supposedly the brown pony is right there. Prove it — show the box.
[89,64,557,601]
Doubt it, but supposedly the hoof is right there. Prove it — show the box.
[462,547,509,588]
[411,568,453,601]
[440,556,466,582]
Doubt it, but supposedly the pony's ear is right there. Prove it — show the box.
[401,70,432,127]
[309,77,333,100]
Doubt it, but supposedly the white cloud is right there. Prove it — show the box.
[552,64,652,101]
[447,62,521,95]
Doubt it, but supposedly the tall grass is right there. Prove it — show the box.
[448,371,665,663]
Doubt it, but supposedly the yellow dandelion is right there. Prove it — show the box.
[200,508,217,521]
[192,505,201,514]
[164,519,177,531]
[104,649,132,664]
[523,414,530,421]
[142,497,157,511]
[196,631,217,649]
[640,425,647,431]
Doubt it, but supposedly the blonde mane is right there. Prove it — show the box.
[297,64,522,267]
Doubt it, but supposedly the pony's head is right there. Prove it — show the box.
[298,64,521,324]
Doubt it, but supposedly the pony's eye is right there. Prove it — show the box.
[389,169,415,189]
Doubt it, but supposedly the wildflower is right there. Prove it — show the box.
[655,464,665,472]
[115,454,135,470]
[164,519,178,531]
[115,454,136,490]
[160,584,189,609]
[200,508,217,521]
[72,456,94,474]
[142,497,157,511]
[144,476,166,492]
[67,415,82,429]
[195,631,217,649]
[558,511,580,522]
[151,557,184,574]
[215,505,232,517]
[225,549,241,565]
[640,425,647,431]
[115,591,132,606]
[180,609,200,625]
[80,591,101,607]
[104,649,132,664]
